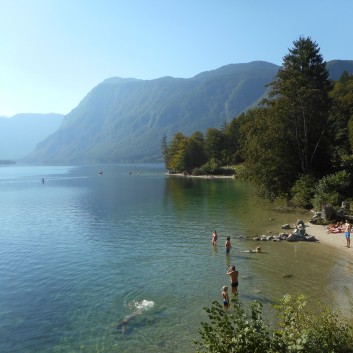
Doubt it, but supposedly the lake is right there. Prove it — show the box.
[1,164,352,353]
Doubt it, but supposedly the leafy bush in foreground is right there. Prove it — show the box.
[194,294,353,353]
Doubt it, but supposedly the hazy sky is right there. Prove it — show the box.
[0,0,352,117]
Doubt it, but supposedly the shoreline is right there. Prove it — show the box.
[167,169,352,253]
[167,172,235,179]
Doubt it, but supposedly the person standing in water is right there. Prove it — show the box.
[222,286,230,310]
[226,265,239,294]
[345,220,351,248]
[225,236,232,254]
[212,230,218,246]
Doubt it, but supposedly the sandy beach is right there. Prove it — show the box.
[305,221,353,254]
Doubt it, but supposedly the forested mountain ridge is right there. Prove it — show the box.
[0,113,64,160]
[24,60,353,164]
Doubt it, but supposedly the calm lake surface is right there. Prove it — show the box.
[1,164,353,353]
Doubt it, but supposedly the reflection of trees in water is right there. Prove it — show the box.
[163,176,311,238]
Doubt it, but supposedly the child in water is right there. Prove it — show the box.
[222,286,230,310]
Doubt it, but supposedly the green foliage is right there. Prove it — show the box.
[348,116,353,154]
[312,170,351,209]
[195,297,271,353]
[239,108,296,198]
[195,294,353,353]
[291,175,316,208]
[185,131,208,172]
[205,128,227,165]
[165,132,188,172]
[328,71,353,167]
[163,131,208,173]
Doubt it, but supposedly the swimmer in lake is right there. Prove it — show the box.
[243,246,262,253]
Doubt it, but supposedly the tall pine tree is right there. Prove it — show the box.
[266,36,332,176]
[241,37,333,197]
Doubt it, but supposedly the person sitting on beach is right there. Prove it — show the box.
[327,222,343,234]
[222,286,230,309]
[212,230,218,246]
[225,237,232,254]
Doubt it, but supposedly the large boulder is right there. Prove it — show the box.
[321,203,336,221]
[342,201,350,212]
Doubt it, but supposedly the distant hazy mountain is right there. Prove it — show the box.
[326,60,353,80]
[25,60,353,164]
[0,113,64,160]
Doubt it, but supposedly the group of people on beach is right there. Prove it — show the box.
[326,219,351,248]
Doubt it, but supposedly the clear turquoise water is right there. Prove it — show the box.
[1,164,353,353]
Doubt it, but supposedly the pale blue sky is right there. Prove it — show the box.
[0,0,352,117]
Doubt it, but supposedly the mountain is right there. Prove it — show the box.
[326,60,353,80]
[25,60,353,164]
[0,113,64,160]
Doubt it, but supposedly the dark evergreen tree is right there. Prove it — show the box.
[266,36,332,176]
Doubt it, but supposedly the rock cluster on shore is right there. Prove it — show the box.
[252,220,317,242]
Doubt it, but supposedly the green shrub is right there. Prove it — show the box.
[199,158,222,175]
[312,170,351,210]
[194,294,353,353]
[192,168,204,176]
[291,174,316,208]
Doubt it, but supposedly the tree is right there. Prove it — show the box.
[185,131,207,172]
[329,71,353,160]
[240,37,333,197]
[165,132,188,172]
[224,116,244,164]
[240,108,296,197]
[266,36,332,177]
[205,128,226,165]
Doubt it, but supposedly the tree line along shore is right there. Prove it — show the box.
[162,36,353,222]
